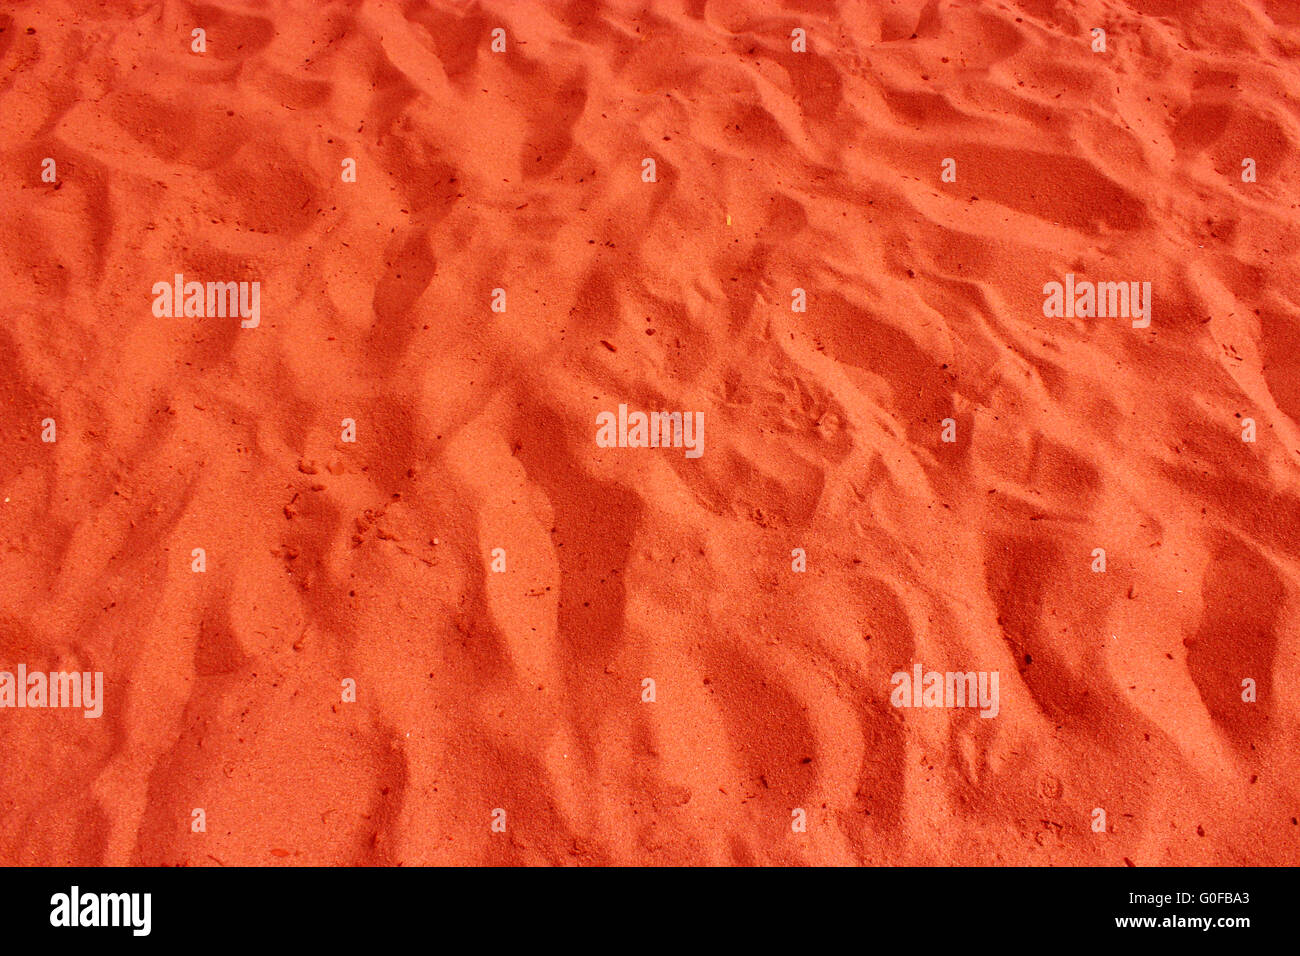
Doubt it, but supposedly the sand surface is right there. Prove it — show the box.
[1,0,1298,865]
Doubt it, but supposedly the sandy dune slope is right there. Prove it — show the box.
[1,0,1298,865]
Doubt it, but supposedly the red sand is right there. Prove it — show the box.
[1,0,1298,866]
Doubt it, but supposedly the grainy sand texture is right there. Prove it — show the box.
[1,0,1299,865]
